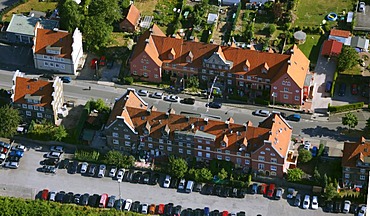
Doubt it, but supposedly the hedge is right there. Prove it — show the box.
[254,98,270,105]
[328,102,364,113]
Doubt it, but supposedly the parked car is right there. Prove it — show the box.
[286,114,301,122]
[178,179,186,191]
[266,184,275,198]
[303,141,311,151]
[60,76,71,83]
[46,151,62,159]
[287,188,295,199]
[73,194,81,204]
[49,191,56,201]
[165,95,181,102]
[116,168,125,181]
[206,102,222,109]
[107,195,116,208]
[174,205,182,216]
[237,188,247,198]
[204,184,214,195]
[350,203,359,214]
[80,193,90,206]
[41,165,56,173]
[204,207,210,216]
[59,159,69,169]
[324,201,334,212]
[50,146,64,153]
[149,204,156,214]
[231,188,238,197]
[131,201,141,212]
[98,193,108,208]
[131,171,142,183]
[68,161,79,174]
[193,182,202,192]
[325,81,332,92]
[163,175,171,188]
[253,109,270,117]
[137,89,149,97]
[185,180,194,193]
[170,177,179,189]
[55,191,66,202]
[149,173,160,185]
[114,199,124,210]
[63,192,74,204]
[150,92,164,99]
[157,204,165,214]
[80,162,88,174]
[359,2,365,12]
[339,83,346,96]
[141,172,151,184]
[342,200,351,213]
[88,164,97,176]
[358,205,367,216]
[220,187,230,197]
[13,144,26,151]
[141,203,149,214]
[123,199,133,211]
[311,196,319,209]
[9,150,24,157]
[251,183,258,194]
[214,185,222,196]
[166,203,174,215]
[294,194,301,207]
[333,201,342,213]
[4,161,19,169]
[351,84,358,95]
[88,194,99,207]
[302,195,310,209]
[97,164,106,178]
[180,97,195,105]
[42,158,59,166]
[274,188,283,200]
[311,146,318,157]
[259,183,268,195]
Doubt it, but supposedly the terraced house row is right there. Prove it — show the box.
[130,25,312,106]
[104,89,298,178]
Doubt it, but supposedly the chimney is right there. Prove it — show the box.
[186,116,190,122]
[191,124,195,129]
[146,108,151,115]
[145,39,149,44]
[287,60,291,65]
[166,112,170,118]
[149,28,153,33]
[243,123,248,131]
[290,49,294,54]
[204,117,208,124]
[225,120,230,127]
[159,120,162,124]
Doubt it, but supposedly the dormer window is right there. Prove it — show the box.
[221,141,226,147]
[244,60,250,72]
[168,48,176,60]
[262,62,269,74]
[186,51,193,63]
[45,45,62,55]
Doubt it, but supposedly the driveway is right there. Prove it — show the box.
[311,48,335,114]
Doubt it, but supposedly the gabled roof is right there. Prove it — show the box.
[6,14,59,36]
[342,137,370,167]
[281,45,310,88]
[330,29,351,38]
[34,28,73,59]
[321,39,343,56]
[13,77,53,108]
[124,4,140,26]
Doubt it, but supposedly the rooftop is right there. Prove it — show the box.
[6,14,59,36]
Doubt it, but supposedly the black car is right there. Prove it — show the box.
[40,73,54,80]
[88,194,99,207]
[62,192,74,203]
[131,201,141,212]
[80,193,89,206]
[55,191,66,202]
[41,165,56,173]
[193,182,202,192]
[68,161,79,174]
[42,158,59,166]
[185,208,193,216]
[180,97,195,105]
[125,170,134,182]
[174,205,182,216]
[333,201,341,213]
[294,194,301,207]
[237,188,247,198]
[194,208,203,216]
[237,211,246,216]
[220,187,230,197]
[211,210,220,216]
[206,102,222,109]
[250,183,258,194]
[8,156,20,162]
[170,178,179,189]
[73,194,81,204]
[114,199,124,210]
[204,184,214,195]
[165,203,174,216]
[140,172,151,184]
[131,172,142,183]
[350,203,359,214]
[214,185,222,196]
[88,164,96,177]
[149,173,160,185]
[59,159,70,169]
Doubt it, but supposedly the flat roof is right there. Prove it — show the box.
[6,14,59,36]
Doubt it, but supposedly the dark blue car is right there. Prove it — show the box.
[9,150,24,157]
[207,102,222,109]
[311,146,318,157]
[61,76,72,83]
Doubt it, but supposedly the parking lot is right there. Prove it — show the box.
[0,142,346,216]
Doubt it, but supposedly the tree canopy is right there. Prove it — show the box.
[104,150,135,168]
[59,0,83,32]
[298,149,312,163]
[188,168,213,182]
[337,46,359,72]
[167,156,188,179]
[287,168,304,182]
[342,112,358,132]
[0,105,21,138]
[324,183,338,201]
[217,168,228,180]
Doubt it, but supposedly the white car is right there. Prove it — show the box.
[46,151,62,159]
[141,203,148,214]
[0,153,6,162]
[358,205,367,216]
[253,109,270,117]
[163,175,171,188]
[302,195,310,209]
[116,168,125,181]
[165,95,181,102]
[97,164,106,178]
[50,146,64,153]
[4,161,19,169]
[342,200,351,213]
[311,196,318,210]
[80,162,88,174]
[150,92,164,99]
[49,191,56,201]
[13,144,26,151]
[359,2,365,12]
[303,141,311,151]
[137,89,149,97]
[178,179,186,190]
[287,188,295,199]
[109,167,117,177]
[124,199,133,211]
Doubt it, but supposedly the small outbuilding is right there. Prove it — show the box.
[293,31,307,44]
[350,36,369,52]
[207,13,218,25]
[321,39,343,57]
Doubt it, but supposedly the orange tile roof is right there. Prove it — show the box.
[34,28,73,59]
[124,4,140,27]
[321,40,343,56]
[342,137,370,167]
[330,29,351,38]
[14,77,53,108]
[284,45,310,88]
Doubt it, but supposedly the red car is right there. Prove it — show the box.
[222,211,229,216]
[90,58,98,69]
[259,183,268,195]
[351,84,358,95]
[1,147,8,154]
[41,189,49,200]
[267,184,275,198]
[157,204,165,214]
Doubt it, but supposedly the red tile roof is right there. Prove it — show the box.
[330,29,351,38]
[34,28,73,59]
[342,137,370,167]
[321,40,343,56]
[13,77,53,108]
[124,4,140,27]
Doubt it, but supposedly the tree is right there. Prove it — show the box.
[197,168,213,182]
[342,112,358,132]
[217,168,228,180]
[323,173,328,187]
[267,24,276,36]
[313,166,321,183]
[272,2,284,21]
[122,155,135,168]
[298,149,312,163]
[52,125,68,141]
[287,168,304,182]
[82,16,113,51]
[121,0,130,9]
[104,150,123,166]
[59,0,83,32]
[186,76,199,89]
[337,46,359,72]
[87,0,121,24]
[168,156,188,179]
[324,183,338,201]
[0,105,21,138]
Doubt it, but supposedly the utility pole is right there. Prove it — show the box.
[206,75,218,113]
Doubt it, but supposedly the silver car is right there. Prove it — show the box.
[165,95,180,102]
[97,164,106,178]
[80,162,88,174]
[150,92,164,99]
[49,191,56,201]
[253,109,270,117]
[137,89,149,97]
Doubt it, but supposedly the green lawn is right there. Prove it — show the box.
[339,65,362,76]
[2,0,57,22]
[294,0,355,27]
[298,34,326,64]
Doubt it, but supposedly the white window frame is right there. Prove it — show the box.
[22,104,27,108]
[148,143,153,148]
[258,156,265,161]
[40,107,44,112]
[187,150,192,155]
[197,152,202,157]
[258,163,265,170]
[217,155,222,160]
[124,134,131,139]
[112,132,119,138]
[206,153,211,158]
[179,148,183,154]
[344,173,350,179]
[295,96,300,101]
[113,139,119,145]
[125,141,131,146]
[360,175,366,180]
[167,146,172,151]
[245,159,250,165]
[37,112,42,118]
[283,94,288,99]
[26,111,31,116]
[159,145,164,150]
[225,156,230,161]
[270,166,277,171]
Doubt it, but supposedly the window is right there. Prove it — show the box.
[125,141,131,146]
[202,76,207,80]
[143,66,147,69]
[284,87,289,92]
[247,76,251,80]
[270,171,276,176]
[206,153,211,158]
[113,139,119,145]
[148,143,153,148]
[206,141,211,145]
[245,153,250,157]
[197,152,202,157]
[245,159,250,165]
[258,163,265,170]
[40,107,44,112]
[271,158,277,163]
[113,127,119,131]
[344,173,350,179]
[270,153,276,156]
[186,137,191,141]
[22,104,27,108]
[360,175,366,180]
[239,81,244,87]
[113,132,119,138]
[237,152,241,156]
[154,74,159,78]
[133,71,137,75]
[225,156,230,161]
[33,106,38,111]
[37,112,42,118]
[260,151,265,155]
[44,62,49,67]
[159,145,164,150]
[148,137,152,141]
[344,167,350,171]
[159,139,164,143]
[283,94,288,99]
[143,72,148,77]
[225,150,230,154]
[178,148,183,153]
[228,73,232,78]
[187,143,192,148]
[217,155,222,160]
[43,55,48,59]
[28,105,33,109]
[265,148,270,151]
[270,166,277,171]
[167,140,172,145]
[206,146,210,151]
[55,63,60,68]
[236,158,241,164]
[227,80,232,85]
[360,169,366,174]
[178,142,183,147]
[258,156,265,161]
[26,111,31,116]
[265,79,270,83]
[217,149,222,153]
[220,72,224,76]
[221,142,226,147]
[49,62,54,67]
[239,75,244,79]
[167,146,172,151]
[187,150,192,155]
[197,139,202,143]
[198,145,202,149]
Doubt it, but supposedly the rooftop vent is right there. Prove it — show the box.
[145,39,149,43]
[191,124,195,129]
[186,116,190,121]
[204,117,209,124]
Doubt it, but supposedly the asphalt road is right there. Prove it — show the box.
[0,145,341,216]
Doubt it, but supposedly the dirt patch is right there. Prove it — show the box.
[359,52,370,76]
[61,105,84,130]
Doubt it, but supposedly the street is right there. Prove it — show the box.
[0,145,341,216]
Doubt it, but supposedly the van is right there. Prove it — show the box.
[98,193,108,208]
[185,180,194,193]
[325,81,332,92]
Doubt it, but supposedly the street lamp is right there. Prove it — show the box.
[271,92,277,108]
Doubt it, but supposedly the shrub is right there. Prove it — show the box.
[254,98,270,105]
[267,24,276,36]
[74,150,100,162]
[124,76,134,85]
[328,102,364,113]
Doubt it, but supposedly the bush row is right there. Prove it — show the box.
[328,102,364,113]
